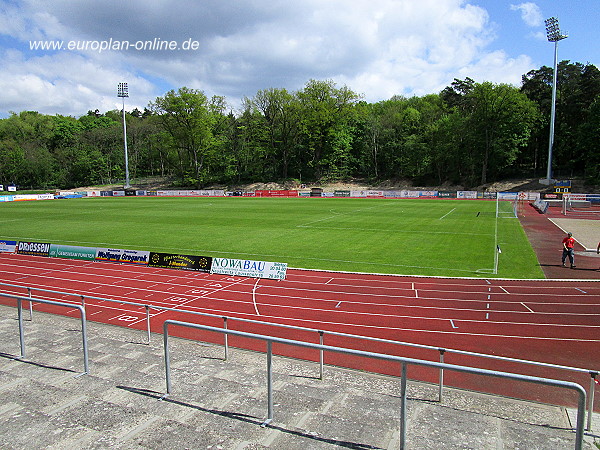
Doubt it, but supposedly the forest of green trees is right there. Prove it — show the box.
[1,61,599,190]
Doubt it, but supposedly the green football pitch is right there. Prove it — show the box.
[0,196,544,279]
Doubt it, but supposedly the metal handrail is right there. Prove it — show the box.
[162,319,587,450]
[0,292,89,375]
[0,280,597,431]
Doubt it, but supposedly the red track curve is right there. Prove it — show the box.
[1,251,599,411]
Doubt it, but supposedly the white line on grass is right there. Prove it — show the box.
[438,208,456,220]
[295,202,396,228]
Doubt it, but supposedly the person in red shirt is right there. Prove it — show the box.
[562,232,576,268]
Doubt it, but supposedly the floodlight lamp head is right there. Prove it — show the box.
[545,17,568,42]
[117,82,129,98]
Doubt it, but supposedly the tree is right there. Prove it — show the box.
[443,80,540,185]
[149,87,217,186]
[522,61,600,177]
[251,88,301,180]
[463,82,539,184]
[296,79,361,180]
[578,95,600,183]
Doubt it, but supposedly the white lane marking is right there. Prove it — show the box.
[253,278,261,316]
[521,302,535,313]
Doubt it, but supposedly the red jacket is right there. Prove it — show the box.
[562,236,575,249]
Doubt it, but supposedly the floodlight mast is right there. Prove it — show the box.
[544,17,568,184]
[117,82,131,189]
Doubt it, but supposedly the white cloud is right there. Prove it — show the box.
[510,2,544,27]
[456,51,534,87]
[0,0,541,115]
[0,50,154,116]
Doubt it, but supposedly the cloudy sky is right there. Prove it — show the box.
[0,0,597,117]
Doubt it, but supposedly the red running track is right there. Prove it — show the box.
[0,252,598,410]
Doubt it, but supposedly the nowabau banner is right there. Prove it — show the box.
[95,248,150,264]
[50,244,96,261]
[17,241,51,256]
[149,252,212,272]
[211,258,287,280]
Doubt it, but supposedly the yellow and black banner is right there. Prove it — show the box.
[148,252,212,272]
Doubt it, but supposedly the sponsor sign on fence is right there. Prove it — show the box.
[457,191,477,199]
[211,257,288,280]
[255,190,298,197]
[49,244,97,261]
[497,192,518,200]
[149,252,212,272]
[0,240,17,253]
[96,248,150,264]
[17,241,51,257]
[438,191,457,198]
[334,190,350,197]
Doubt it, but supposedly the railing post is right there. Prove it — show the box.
[319,331,324,380]
[80,295,85,309]
[27,288,33,321]
[223,317,229,360]
[400,362,407,450]
[79,305,89,375]
[438,349,445,402]
[17,298,25,358]
[145,305,151,344]
[163,322,172,395]
[588,371,597,431]
[262,340,274,427]
[575,386,587,450]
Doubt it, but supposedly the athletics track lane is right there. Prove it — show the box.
[0,252,598,411]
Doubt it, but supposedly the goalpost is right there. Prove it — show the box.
[493,192,526,274]
[495,193,522,219]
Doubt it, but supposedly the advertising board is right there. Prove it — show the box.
[95,248,150,264]
[457,191,477,199]
[148,252,212,272]
[17,241,51,256]
[0,240,17,253]
[211,258,287,280]
[50,244,97,260]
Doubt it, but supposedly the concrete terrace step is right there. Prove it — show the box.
[0,304,594,449]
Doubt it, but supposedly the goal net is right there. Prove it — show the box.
[496,194,524,218]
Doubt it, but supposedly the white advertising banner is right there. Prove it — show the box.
[0,240,17,253]
[95,248,150,264]
[211,258,287,280]
[457,191,478,199]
